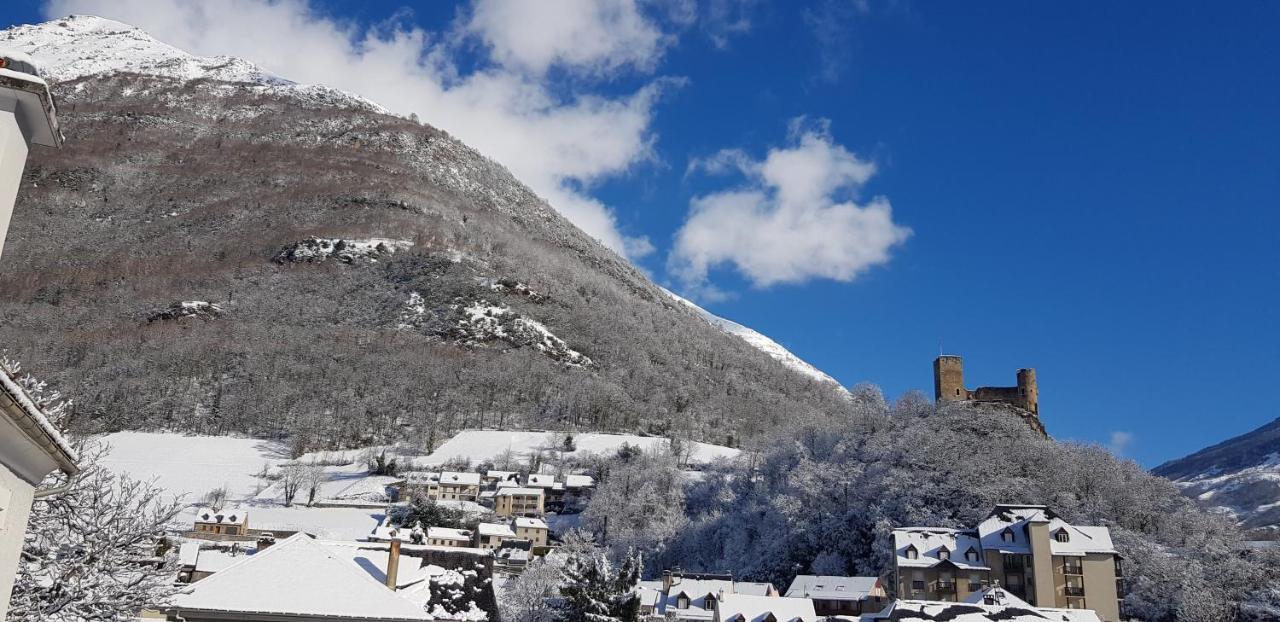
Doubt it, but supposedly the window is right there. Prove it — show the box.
[965,548,979,562]
[955,388,961,396]
[938,547,950,560]
[905,545,919,560]
[676,595,689,610]
[1054,529,1070,543]
[969,574,983,591]
[1001,528,1015,543]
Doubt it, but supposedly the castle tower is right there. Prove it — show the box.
[933,355,967,401]
[1017,368,1038,415]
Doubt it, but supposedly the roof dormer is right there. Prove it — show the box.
[905,544,919,560]
[1001,527,1015,543]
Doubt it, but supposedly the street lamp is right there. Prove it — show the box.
[0,50,62,258]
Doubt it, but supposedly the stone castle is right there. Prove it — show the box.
[933,355,1045,435]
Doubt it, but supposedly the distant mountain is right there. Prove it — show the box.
[1152,417,1280,529]
[0,16,848,451]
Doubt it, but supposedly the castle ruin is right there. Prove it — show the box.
[934,355,1045,435]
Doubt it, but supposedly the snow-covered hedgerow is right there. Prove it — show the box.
[274,238,411,264]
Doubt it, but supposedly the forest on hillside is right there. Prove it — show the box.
[567,392,1280,622]
[0,72,848,455]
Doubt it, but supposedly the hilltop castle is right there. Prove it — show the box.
[933,355,1045,435]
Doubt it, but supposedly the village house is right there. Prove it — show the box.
[526,473,566,506]
[475,522,516,549]
[893,505,1122,622]
[863,585,1103,622]
[514,517,549,548]
[0,367,78,621]
[425,526,473,548]
[191,507,249,538]
[494,486,545,517]
[784,575,887,616]
[163,534,436,622]
[429,471,481,502]
[638,571,780,622]
[483,470,519,487]
[715,592,818,622]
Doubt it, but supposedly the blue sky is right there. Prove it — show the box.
[7,1,1279,467]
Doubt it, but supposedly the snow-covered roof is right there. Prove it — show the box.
[194,547,252,574]
[515,517,547,530]
[0,367,78,478]
[438,470,481,486]
[976,506,1115,556]
[894,528,988,570]
[496,486,543,497]
[485,470,519,481]
[784,575,879,600]
[478,522,516,538]
[734,582,776,596]
[194,507,247,526]
[527,473,557,487]
[169,533,433,621]
[427,527,473,542]
[869,597,1103,622]
[962,586,1034,609]
[177,541,200,567]
[717,593,818,622]
[565,474,595,488]
[656,578,731,618]
[318,540,445,589]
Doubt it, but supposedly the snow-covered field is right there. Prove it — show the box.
[419,430,740,467]
[98,431,289,502]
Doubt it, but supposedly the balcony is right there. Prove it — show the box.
[1063,563,1083,575]
[1065,586,1086,597]
[936,580,957,592]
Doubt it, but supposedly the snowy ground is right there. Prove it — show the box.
[419,430,740,467]
[97,431,289,502]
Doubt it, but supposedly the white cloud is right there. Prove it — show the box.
[465,0,670,76]
[1108,431,1134,456]
[45,0,666,257]
[671,119,910,290]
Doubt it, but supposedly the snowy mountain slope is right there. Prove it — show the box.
[662,288,844,389]
[0,17,849,451]
[0,15,380,111]
[1153,417,1280,528]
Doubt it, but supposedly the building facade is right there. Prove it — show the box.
[495,487,544,517]
[893,505,1122,622]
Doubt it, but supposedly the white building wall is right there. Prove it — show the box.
[0,108,30,259]
[0,462,36,621]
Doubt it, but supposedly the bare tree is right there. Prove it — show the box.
[303,462,327,507]
[201,485,229,510]
[279,464,305,507]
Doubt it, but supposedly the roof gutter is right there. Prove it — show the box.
[0,372,79,475]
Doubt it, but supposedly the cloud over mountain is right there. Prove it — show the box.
[672,118,910,294]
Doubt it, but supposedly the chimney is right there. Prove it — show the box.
[662,569,673,592]
[386,539,401,589]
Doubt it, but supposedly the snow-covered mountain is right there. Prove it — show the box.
[1153,417,1280,529]
[662,288,844,389]
[0,15,379,111]
[0,16,849,447]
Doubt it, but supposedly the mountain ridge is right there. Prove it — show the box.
[1153,417,1280,529]
[0,16,849,451]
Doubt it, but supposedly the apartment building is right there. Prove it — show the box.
[514,517,549,548]
[429,471,481,502]
[893,505,1122,622]
[495,487,544,517]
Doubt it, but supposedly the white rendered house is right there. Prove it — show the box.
[0,50,62,258]
[0,50,72,621]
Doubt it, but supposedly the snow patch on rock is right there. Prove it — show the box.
[456,300,591,367]
[148,300,223,322]
[274,238,411,264]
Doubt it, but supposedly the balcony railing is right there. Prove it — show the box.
[1064,586,1086,597]
[936,581,957,592]
[1063,563,1083,575]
